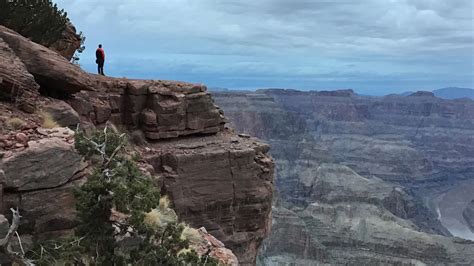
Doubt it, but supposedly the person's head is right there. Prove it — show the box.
[98,44,102,48]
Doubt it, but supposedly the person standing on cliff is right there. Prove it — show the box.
[95,44,105,75]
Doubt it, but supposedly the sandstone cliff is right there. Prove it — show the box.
[214,89,474,265]
[0,25,274,265]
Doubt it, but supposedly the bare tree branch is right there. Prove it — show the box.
[0,208,35,266]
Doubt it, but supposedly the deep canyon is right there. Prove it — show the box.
[214,89,474,265]
[1,18,473,265]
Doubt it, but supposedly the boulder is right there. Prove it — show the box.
[0,36,40,113]
[190,227,239,266]
[43,101,80,127]
[48,22,82,60]
[19,180,83,234]
[0,25,94,95]
[0,137,86,191]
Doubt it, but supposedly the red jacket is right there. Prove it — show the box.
[96,48,105,61]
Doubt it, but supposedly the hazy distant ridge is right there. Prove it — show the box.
[401,87,473,99]
[433,87,474,99]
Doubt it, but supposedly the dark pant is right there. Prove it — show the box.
[97,60,104,75]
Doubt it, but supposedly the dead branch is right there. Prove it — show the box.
[0,208,35,266]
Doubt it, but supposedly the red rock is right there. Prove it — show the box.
[14,143,23,148]
[48,22,82,60]
[0,25,275,265]
[0,34,40,113]
[15,132,28,143]
[3,140,13,147]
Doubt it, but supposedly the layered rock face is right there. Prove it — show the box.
[69,79,225,140]
[0,34,40,113]
[214,89,474,264]
[0,25,274,265]
[143,132,274,264]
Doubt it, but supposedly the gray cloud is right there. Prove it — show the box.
[55,0,473,94]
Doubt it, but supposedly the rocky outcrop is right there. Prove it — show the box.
[1,137,86,191]
[0,35,40,113]
[0,25,94,96]
[142,131,274,264]
[0,129,86,243]
[0,25,274,264]
[190,227,239,266]
[48,22,82,60]
[0,25,226,140]
[43,100,80,127]
[69,80,225,140]
[214,90,474,264]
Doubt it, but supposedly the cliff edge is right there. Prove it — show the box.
[0,25,274,265]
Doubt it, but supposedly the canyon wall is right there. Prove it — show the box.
[214,89,474,265]
[0,25,274,265]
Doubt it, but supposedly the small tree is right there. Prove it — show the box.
[0,0,70,46]
[27,127,216,265]
[0,0,84,61]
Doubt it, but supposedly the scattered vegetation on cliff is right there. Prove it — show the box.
[38,110,59,129]
[0,0,85,61]
[0,0,68,46]
[26,128,216,265]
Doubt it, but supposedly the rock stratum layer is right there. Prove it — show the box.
[214,89,474,265]
[0,25,274,265]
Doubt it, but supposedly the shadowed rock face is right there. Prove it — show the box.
[0,35,39,113]
[464,201,474,232]
[214,90,474,265]
[143,132,274,264]
[0,25,274,265]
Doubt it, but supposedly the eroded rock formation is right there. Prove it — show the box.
[0,34,40,113]
[214,89,474,265]
[48,22,82,60]
[0,25,274,265]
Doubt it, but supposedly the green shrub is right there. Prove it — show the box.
[0,0,69,46]
[0,0,85,60]
[27,128,217,265]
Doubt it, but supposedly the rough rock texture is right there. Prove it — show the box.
[0,36,40,113]
[463,200,474,232]
[0,137,86,191]
[258,164,474,265]
[0,25,226,139]
[142,131,274,264]
[43,100,80,127]
[214,89,474,265]
[0,25,274,264]
[0,129,87,242]
[68,80,226,140]
[0,25,93,95]
[48,22,82,60]
[190,227,239,266]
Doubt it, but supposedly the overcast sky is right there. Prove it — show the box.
[54,0,473,95]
